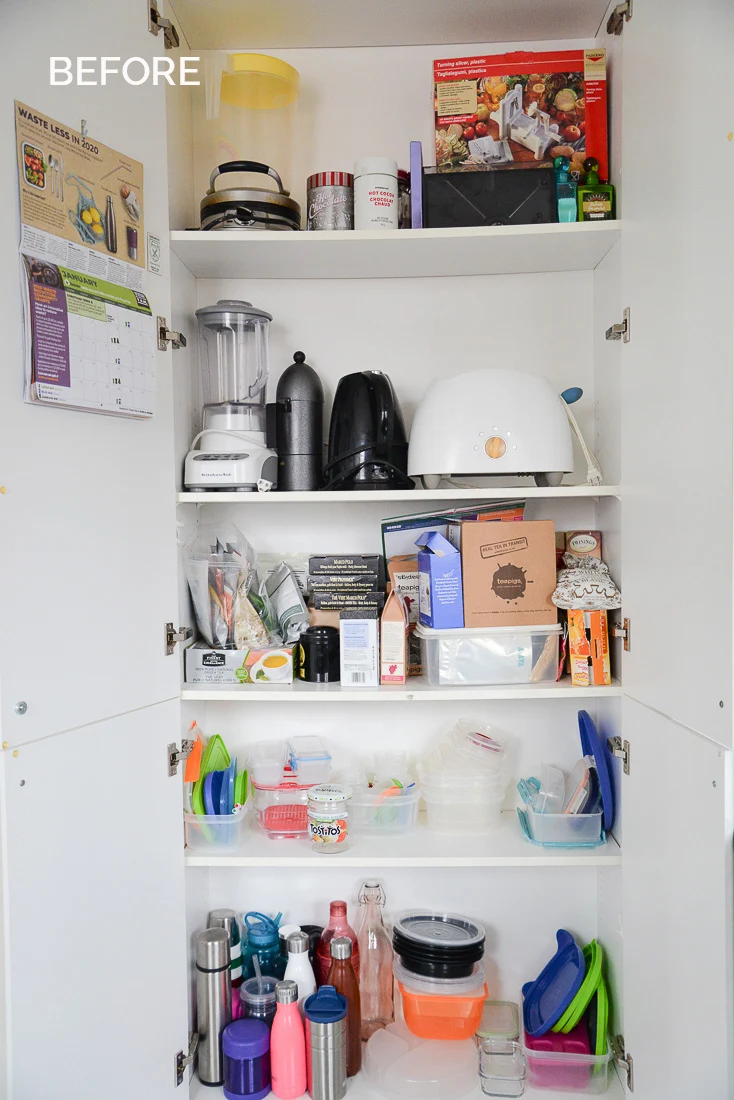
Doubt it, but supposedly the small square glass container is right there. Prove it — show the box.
[479,1038,525,1097]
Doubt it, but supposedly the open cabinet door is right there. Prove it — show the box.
[621,699,733,1097]
[0,1,189,1095]
[619,0,734,747]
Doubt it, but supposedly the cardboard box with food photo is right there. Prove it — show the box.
[433,49,608,180]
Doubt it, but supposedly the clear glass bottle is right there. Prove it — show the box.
[356,881,394,1040]
[325,938,362,1078]
[315,901,360,986]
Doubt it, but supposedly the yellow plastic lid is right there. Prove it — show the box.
[222,54,300,110]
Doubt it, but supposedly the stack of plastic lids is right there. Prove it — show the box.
[417,721,508,834]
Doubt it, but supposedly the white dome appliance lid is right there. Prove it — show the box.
[408,369,574,484]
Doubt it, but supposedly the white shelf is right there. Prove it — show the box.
[190,1077,623,1100]
[177,485,621,505]
[170,223,621,281]
[185,812,621,869]
[171,0,611,50]
[181,677,621,704]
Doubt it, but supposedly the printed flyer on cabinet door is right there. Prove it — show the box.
[15,101,156,419]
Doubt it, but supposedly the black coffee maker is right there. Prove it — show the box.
[324,371,413,491]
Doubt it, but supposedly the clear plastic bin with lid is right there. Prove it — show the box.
[194,53,300,202]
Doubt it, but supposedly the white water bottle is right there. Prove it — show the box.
[284,930,317,1012]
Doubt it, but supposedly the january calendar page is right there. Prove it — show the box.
[22,259,155,418]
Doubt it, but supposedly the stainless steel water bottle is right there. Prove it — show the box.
[303,985,347,1100]
[196,927,232,1085]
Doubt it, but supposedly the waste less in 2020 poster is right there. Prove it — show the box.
[15,101,156,418]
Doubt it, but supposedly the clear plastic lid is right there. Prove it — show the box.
[477,1000,520,1041]
[415,623,561,639]
[394,959,485,997]
[289,735,331,763]
[394,911,485,948]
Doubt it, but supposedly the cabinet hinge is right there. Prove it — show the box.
[158,316,187,351]
[149,0,180,49]
[607,0,632,35]
[606,307,630,342]
[165,622,192,656]
[611,617,630,651]
[168,740,194,778]
[175,1033,199,1086]
[607,736,631,776]
[611,1034,634,1091]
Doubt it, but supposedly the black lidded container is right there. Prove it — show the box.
[295,626,341,683]
[273,351,324,490]
[423,166,556,228]
[324,370,413,491]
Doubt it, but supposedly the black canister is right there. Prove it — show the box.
[295,627,340,683]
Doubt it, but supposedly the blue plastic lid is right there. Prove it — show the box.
[578,710,615,831]
[222,1018,270,1058]
[522,929,585,1037]
[304,985,347,1024]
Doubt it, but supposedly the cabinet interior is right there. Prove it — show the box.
[166,8,626,1092]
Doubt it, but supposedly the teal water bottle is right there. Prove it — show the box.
[242,912,286,980]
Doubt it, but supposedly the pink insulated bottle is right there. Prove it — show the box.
[270,980,307,1099]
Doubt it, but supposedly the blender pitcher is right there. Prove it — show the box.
[184,300,279,492]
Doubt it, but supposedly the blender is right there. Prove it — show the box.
[184,299,279,491]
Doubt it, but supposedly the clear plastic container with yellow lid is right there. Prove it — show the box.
[194,53,300,202]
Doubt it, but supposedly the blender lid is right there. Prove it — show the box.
[195,299,273,322]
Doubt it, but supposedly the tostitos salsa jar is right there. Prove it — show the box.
[307,785,352,854]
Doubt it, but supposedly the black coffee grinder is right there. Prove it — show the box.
[271,351,324,490]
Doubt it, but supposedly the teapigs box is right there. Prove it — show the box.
[459,520,557,628]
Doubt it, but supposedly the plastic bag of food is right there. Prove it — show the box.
[185,524,272,649]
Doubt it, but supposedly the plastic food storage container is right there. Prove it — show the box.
[288,736,331,785]
[350,784,421,836]
[523,1031,612,1093]
[477,1000,521,1042]
[525,806,603,845]
[422,791,503,835]
[195,53,301,202]
[364,1021,477,1100]
[416,623,562,686]
[184,805,247,850]
[249,740,289,786]
[479,1038,526,1097]
[395,961,487,1040]
[251,777,312,838]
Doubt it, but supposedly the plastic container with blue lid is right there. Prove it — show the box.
[522,929,585,1037]
[222,1018,271,1100]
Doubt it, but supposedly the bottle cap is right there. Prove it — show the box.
[288,931,310,954]
[276,979,299,1005]
[196,927,230,970]
[354,157,398,179]
[330,936,353,960]
[304,985,347,1024]
[208,909,238,940]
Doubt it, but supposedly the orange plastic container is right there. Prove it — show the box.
[397,976,488,1041]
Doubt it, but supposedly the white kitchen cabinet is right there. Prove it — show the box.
[0,1,732,1099]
